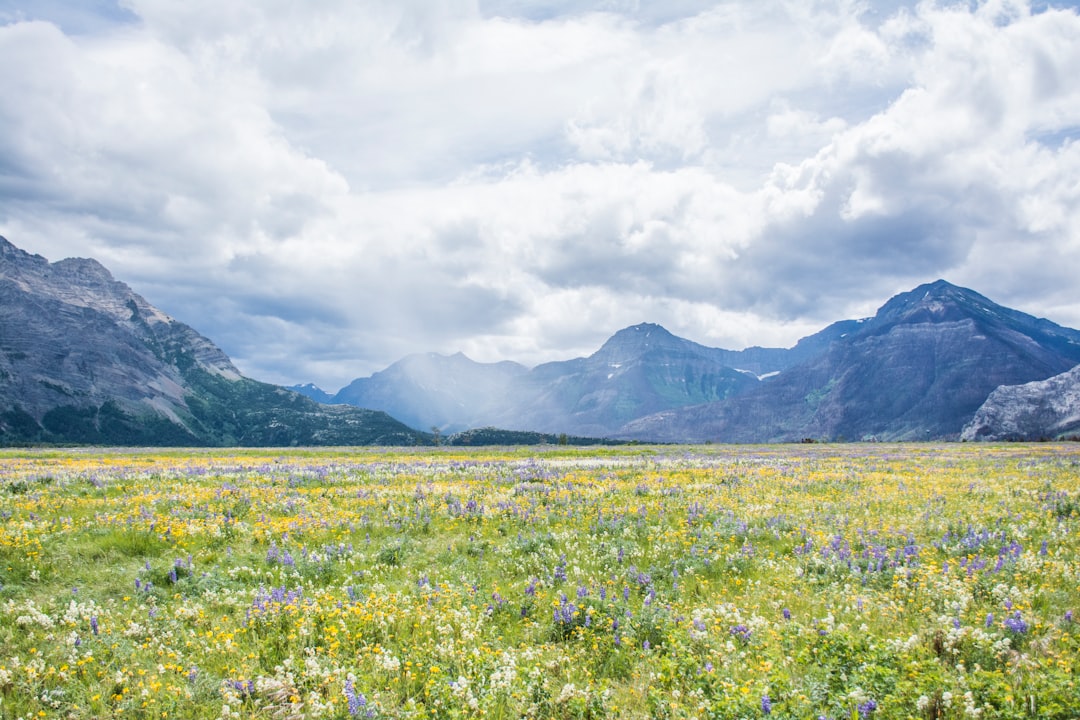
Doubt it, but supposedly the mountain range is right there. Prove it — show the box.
[296,281,1080,442]
[620,281,1080,441]
[4,234,1078,445]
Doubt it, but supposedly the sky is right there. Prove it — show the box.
[2,0,1080,391]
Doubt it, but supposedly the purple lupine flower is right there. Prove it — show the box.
[703,661,713,673]
[344,679,367,717]
[782,608,791,621]
[730,624,752,641]
[1065,610,1073,623]
[90,615,99,635]
[857,699,877,718]
[1004,611,1028,634]
[761,694,772,714]
[985,612,994,628]
[553,559,567,583]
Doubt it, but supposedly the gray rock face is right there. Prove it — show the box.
[961,364,1080,440]
[0,236,423,445]
[1,236,238,422]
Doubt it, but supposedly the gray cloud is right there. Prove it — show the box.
[2,0,1080,390]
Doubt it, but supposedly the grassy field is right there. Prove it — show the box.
[0,444,1077,719]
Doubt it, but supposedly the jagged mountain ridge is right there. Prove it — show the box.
[618,280,1080,442]
[0,236,424,446]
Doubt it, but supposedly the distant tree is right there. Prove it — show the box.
[431,426,441,446]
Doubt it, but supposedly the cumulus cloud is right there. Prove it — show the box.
[2,0,1080,390]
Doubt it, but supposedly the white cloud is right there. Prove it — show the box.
[3,0,1080,389]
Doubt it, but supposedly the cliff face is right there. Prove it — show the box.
[962,364,1080,441]
[0,236,424,446]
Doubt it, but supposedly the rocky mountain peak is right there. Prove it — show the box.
[872,279,993,326]
[592,322,687,363]
[51,255,117,285]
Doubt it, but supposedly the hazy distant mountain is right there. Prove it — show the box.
[0,236,425,446]
[962,364,1080,441]
[332,352,528,432]
[287,382,335,404]
[619,280,1080,442]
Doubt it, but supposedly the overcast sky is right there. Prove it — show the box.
[2,0,1080,390]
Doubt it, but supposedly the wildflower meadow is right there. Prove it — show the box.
[0,443,1077,719]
